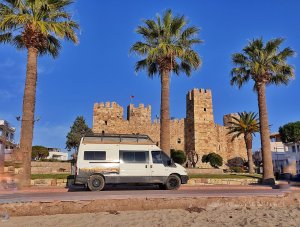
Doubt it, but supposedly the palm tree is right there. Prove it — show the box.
[227,112,260,174]
[231,38,295,184]
[0,0,79,186]
[130,9,202,155]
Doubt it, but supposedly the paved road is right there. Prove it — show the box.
[0,185,289,204]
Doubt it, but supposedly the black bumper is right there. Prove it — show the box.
[181,175,189,184]
[74,175,88,185]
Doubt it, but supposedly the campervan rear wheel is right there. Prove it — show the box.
[165,175,181,190]
[88,174,105,191]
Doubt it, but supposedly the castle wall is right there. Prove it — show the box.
[93,102,185,151]
[92,88,247,167]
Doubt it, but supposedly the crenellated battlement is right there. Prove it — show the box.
[94,101,121,109]
[187,88,212,101]
[93,101,124,132]
[127,103,151,124]
[170,118,185,124]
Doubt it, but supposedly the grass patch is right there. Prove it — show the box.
[188,173,262,179]
[31,173,72,180]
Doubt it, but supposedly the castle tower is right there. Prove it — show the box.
[93,101,124,134]
[127,104,151,125]
[185,88,216,157]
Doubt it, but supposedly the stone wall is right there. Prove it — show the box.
[188,178,259,185]
[31,178,68,187]
[92,88,247,166]
[31,162,71,174]
[187,168,224,175]
[93,102,185,151]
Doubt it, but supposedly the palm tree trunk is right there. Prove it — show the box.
[0,144,4,174]
[244,134,254,174]
[256,83,275,184]
[160,70,170,156]
[19,47,38,187]
[247,148,254,174]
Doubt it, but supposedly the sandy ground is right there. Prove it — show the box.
[1,206,300,227]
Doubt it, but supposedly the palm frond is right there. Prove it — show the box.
[0,0,79,57]
[0,32,12,43]
[131,9,202,78]
[231,37,295,89]
[227,111,260,142]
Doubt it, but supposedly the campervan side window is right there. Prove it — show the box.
[84,151,106,160]
[120,151,148,163]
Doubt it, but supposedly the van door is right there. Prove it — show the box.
[150,150,170,183]
[119,150,151,183]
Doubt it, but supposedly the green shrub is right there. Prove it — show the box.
[32,146,49,160]
[171,149,186,165]
[279,121,300,143]
[227,157,247,172]
[230,166,245,173]
[201,152,223,168]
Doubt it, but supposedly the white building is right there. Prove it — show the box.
[0,120,16,150]
[270,132,300,175]
[284,142,300,174]
[46,148,68,161]
[0,120,16,163]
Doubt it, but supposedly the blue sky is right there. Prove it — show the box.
[0,0,299,154]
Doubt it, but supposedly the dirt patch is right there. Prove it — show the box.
[0,192,299,217]
[1,206,300,227]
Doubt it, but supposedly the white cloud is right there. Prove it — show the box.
[38,65,54,76]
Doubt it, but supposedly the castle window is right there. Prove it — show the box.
[204,108,206,111]
[177,138,181,144]
[102,130,105,134]
[105,121,108,125]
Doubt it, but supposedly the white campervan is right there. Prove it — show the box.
[75,134,188,191]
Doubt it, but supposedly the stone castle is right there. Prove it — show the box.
[92,88,247,166]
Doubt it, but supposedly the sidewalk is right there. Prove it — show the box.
[0,183,299,196]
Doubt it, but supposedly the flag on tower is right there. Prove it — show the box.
[130,95,134,103]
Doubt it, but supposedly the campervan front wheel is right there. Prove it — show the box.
[88,174,105,191]
[165,175,181,190]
